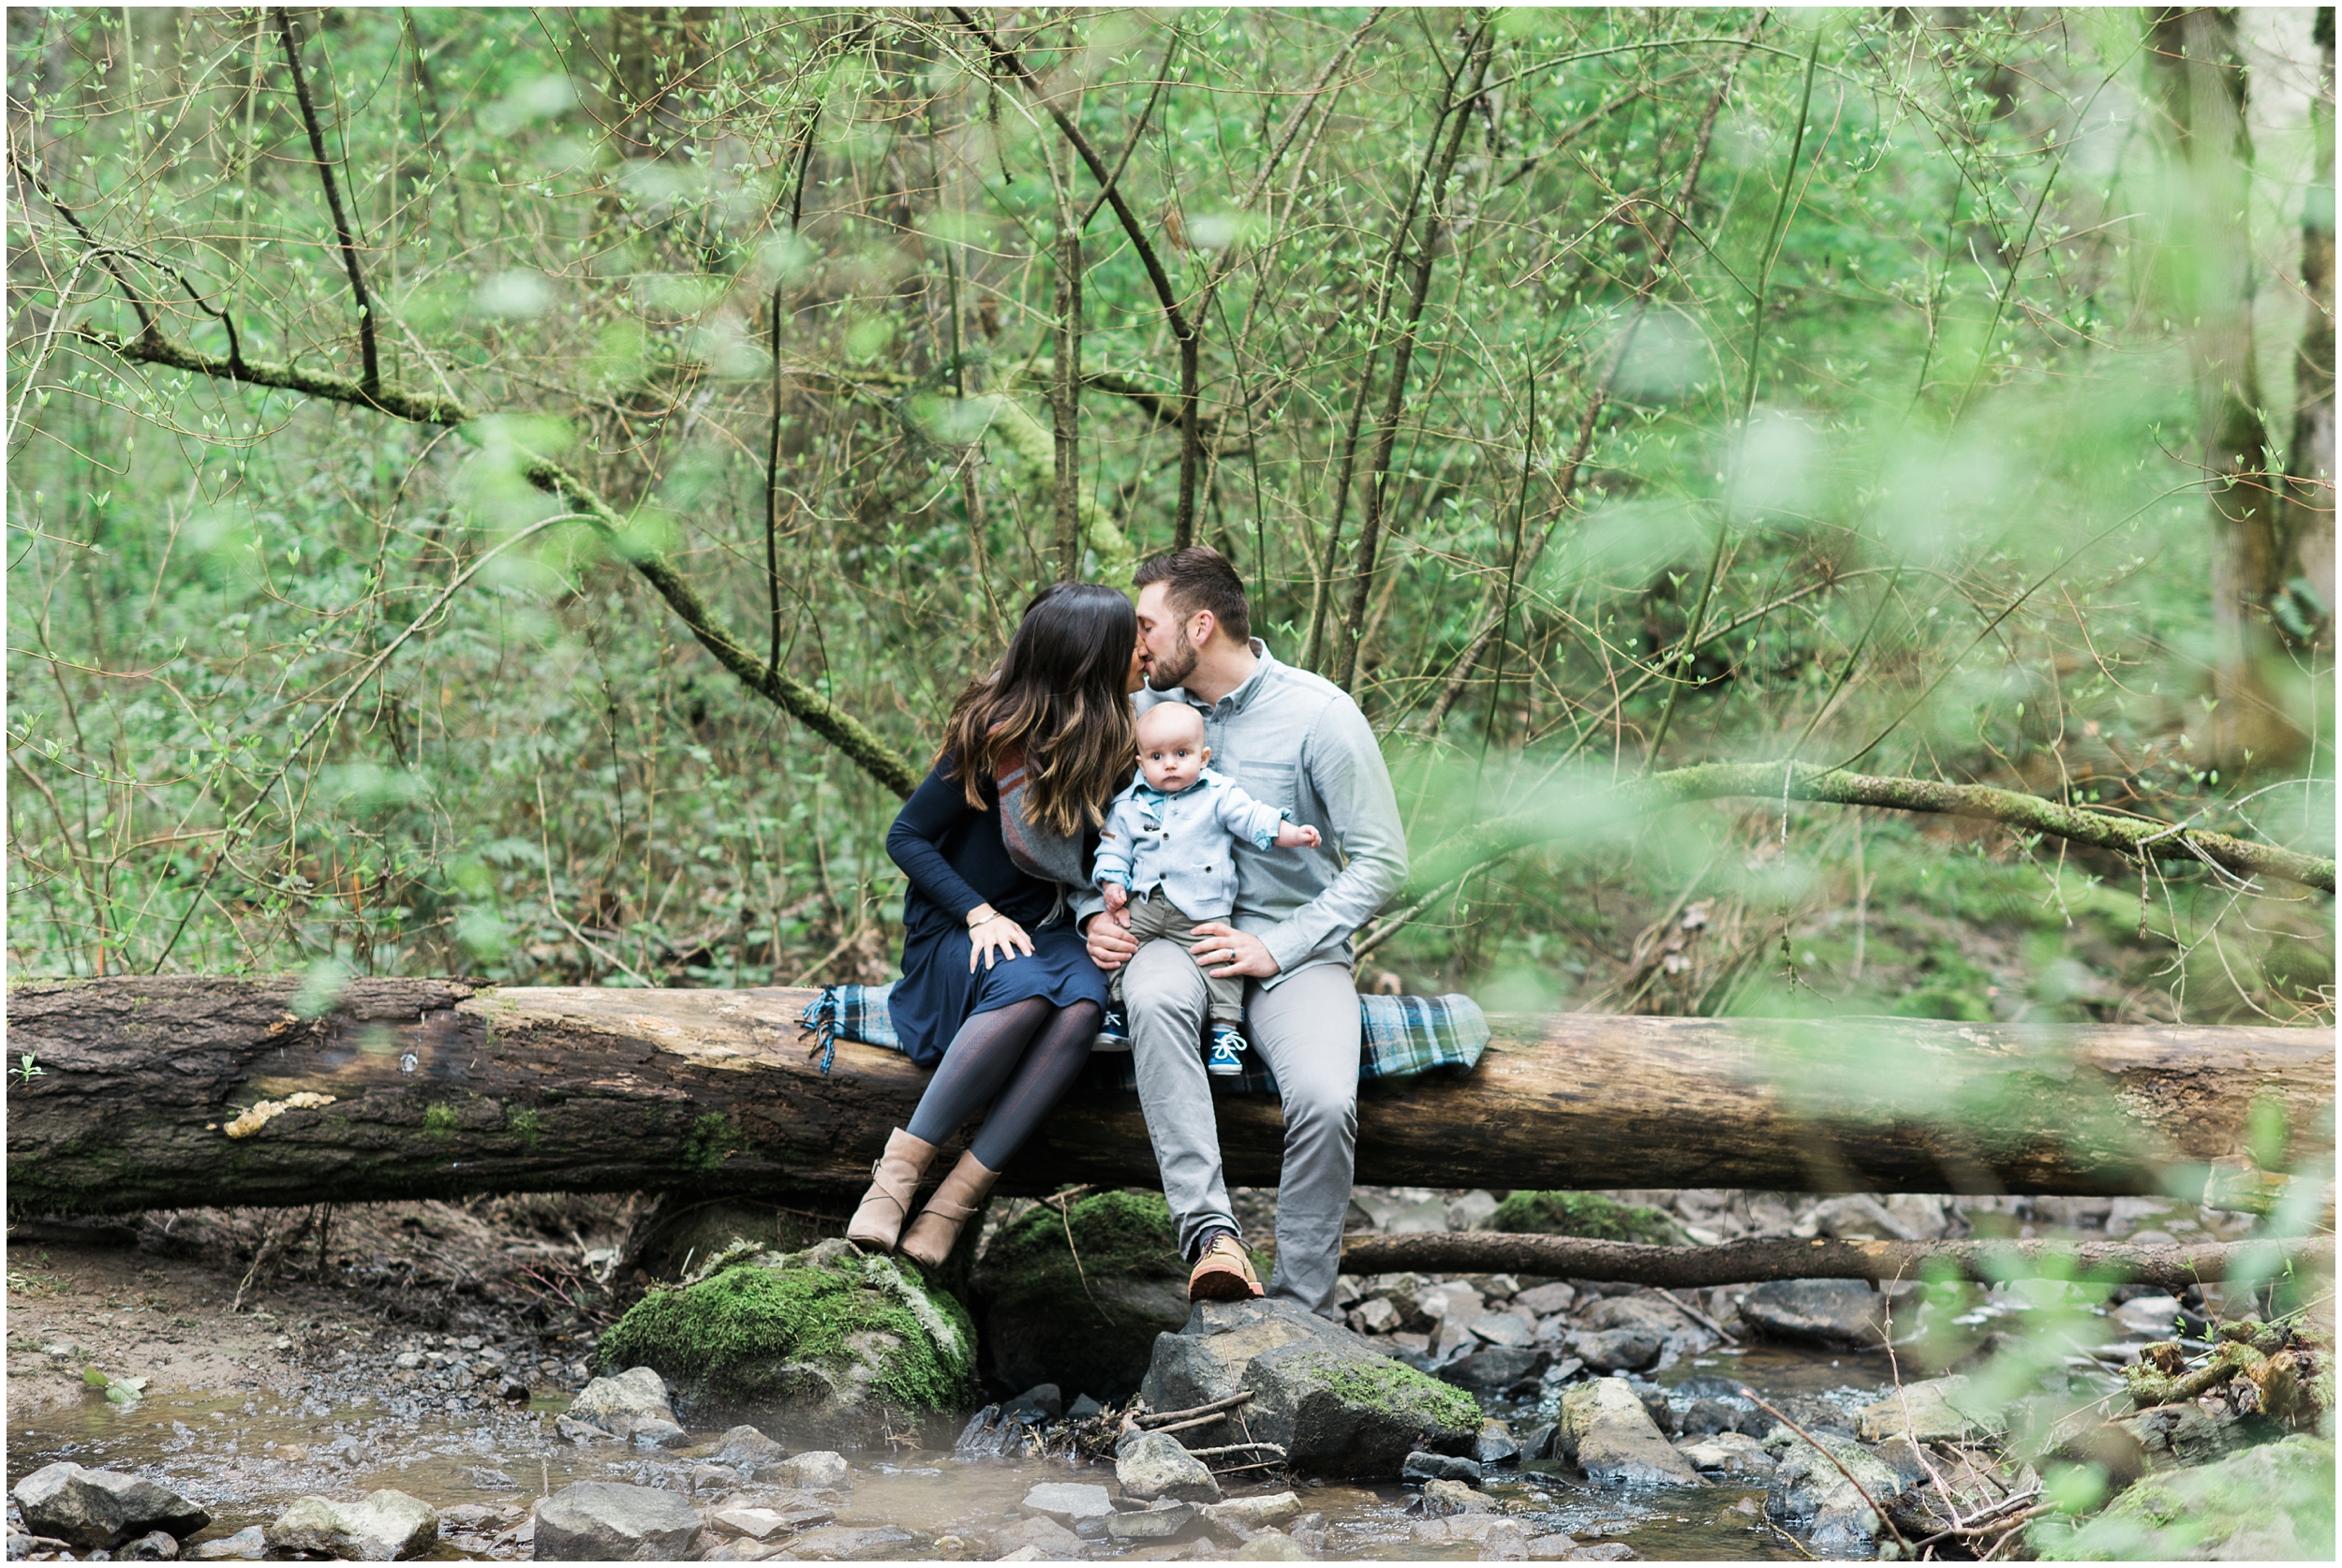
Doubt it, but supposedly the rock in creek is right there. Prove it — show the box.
[1574,1327,1663,1375]
[1420,1478,1496,1517]
[1559,1379,1702,1488]
[123,1530,182,1561]
[783,1523,924,1560]
[1401,1451,1483,1485]
[186,1526,266,1561]
[566,1366,683,1444]
[1736,1280,1885,1349]
[1115,1432,1223,1503]
[10,1465,212,1550]
[1441,1344,1550,1394]
[1235,1529,1312,1561]
[1765,1431,1904,1556]
[2034,1433,2335,1561]
[1674,1430,1773,1476]
[1202,1492,1303,1531]
[1142,1297,1482,1477]
[1018,1482,1115,1524]
[1475,1418,1521,1466]
[532,1482,701,1561]
[1852,1374,2006,1443]
[1105,1501,1209,1543]
[592,1237,974,1434]
[704,1424,789,1481]
[992,1516,1085,1559]
[265,1491,438,1562]
[976,1191,1193,1403]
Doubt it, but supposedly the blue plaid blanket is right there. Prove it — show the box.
[797,983,1488,1095]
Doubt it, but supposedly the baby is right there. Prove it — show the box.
[1093,703,1323,1075]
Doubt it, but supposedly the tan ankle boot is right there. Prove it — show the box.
[898,1149,1000,1267]
[845,1128,938,1250]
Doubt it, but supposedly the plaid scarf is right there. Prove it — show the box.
[797,982,1489,1092]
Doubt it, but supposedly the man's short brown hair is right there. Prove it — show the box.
[1134,546,1251,645]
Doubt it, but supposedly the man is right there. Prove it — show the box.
[1076,546,1407,1317]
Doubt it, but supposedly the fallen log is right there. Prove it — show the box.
[1335,1232,2335,1291]
[4,977,2331,1216]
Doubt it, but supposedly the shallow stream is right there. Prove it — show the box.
[5,1339,1905,1560]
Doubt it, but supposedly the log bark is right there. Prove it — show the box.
[1334,1232,2334,1291]
[5,977,2331,1217]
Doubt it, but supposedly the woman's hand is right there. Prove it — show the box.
[969,911,1034,972]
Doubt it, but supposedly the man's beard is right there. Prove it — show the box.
[1145,629,1199,691]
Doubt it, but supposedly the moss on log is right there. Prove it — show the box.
[4,977,2331,1216]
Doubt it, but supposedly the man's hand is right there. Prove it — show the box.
[1190,921,1280,980]
[1086,911,1140,971]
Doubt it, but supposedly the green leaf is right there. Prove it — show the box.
[82,1366,110,1388]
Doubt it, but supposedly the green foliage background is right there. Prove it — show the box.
[7,7,2331,1027]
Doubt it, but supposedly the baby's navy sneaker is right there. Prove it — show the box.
[1206,1024,1249,1077]
[1096,1006,1131,1046]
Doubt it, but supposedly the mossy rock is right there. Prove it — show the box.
[973,1190,1191,1401]
[1488,1191,1682,1245]
[596,1237,975,1437]
[2032,1434,2335,1561]
[620,1196,849,1282]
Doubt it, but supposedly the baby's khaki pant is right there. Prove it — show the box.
[1109,890,1245,1025]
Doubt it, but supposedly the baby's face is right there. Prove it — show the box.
[1137,718,1208,794]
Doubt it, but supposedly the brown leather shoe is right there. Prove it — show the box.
[899,1149,1000,1268]
[1187,1235,1265,1302]
[845,1128,938,1251]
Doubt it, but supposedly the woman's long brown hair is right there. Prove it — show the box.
[940,582,1138,837]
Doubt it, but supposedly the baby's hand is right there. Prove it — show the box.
[1277,821,1323,850]
[1101,881,1128,915]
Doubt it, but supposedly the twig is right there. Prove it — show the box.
[274,7,379,396]
[1654,1286,1739,1345]
[1138,1390,1253,1429]
[1733,1384,1912,1554]
[1182,1441,1287,1458]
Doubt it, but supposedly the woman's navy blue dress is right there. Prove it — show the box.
[885,761,1109,1068]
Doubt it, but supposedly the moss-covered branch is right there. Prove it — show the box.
[1339,1230,2336,1291]
[1407,761,2335,897]
[84,328,919,799]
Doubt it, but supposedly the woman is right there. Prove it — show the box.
[846,582,1139,1266]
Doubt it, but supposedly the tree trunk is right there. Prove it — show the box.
[2281,6,2335,645]
[2150,7,2296,767]
[6,978,2329,1219]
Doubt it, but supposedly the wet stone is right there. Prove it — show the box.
[1106,1501,1203,1542]
[1852,1375,2006,1444]
[1573,1327,1662,1375]
[1235,1529,1310,1560]
[186,1528,265,1562]
[1021,1481,1115,1523]
[778,1451,851,1492]
[1475,1419,1520,1466]
[1737,1281,1884,1350]
[1441,1346,1549,1395]
[1420,1479,1494,1517]
[10,1465,213,1550]
[265,1491,438,1562]
[567,1366,680,1442]
[1560,1380,1701,1489]
[1766,1433,1904,1557]
[781,1524,923,1561]
[1402,1452,1483,1485]
[992,1515,1084,1558]
[1117,1432,1223,1504]
[1202,1492,1302,1531]
[123,1531,180,1561]
[531,1481,699,1561]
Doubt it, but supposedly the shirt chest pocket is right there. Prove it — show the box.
[1235,761,1297,814]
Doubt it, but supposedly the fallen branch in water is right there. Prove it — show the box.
[1339,1232,2335,1290]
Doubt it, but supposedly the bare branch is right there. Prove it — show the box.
[274,7,380,398]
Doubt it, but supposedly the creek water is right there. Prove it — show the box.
[6,1341,1894,1561]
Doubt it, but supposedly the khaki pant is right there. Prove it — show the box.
[1109,890,1244,1025]
[1119,952,1363,1316]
